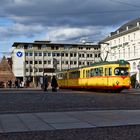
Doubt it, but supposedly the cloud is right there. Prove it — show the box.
[44,25,112,43]
[0,23,45,40]
[0,0,140,52]
[2,0,140,26]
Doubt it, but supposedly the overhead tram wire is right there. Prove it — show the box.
[109,0,140,8]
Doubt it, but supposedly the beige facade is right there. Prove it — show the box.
[101,18,140,82]
[12,41,101,87]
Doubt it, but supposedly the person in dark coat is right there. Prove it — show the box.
[43,75,49,91]
[51,75,58,92]
[15,79,19,88]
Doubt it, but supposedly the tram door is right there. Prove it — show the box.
[105,68,112,87]
[64,72,68,88]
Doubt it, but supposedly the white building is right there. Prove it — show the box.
[11,40,101,87]
[100,18,140,82]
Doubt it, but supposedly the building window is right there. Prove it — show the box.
[39,61,42,64]
[79,47,83,50]
[65,53,68,57]
[134,46,136,56]
[48,60,51,64]
[74,53,77,57]
[41,45,47,49]
[25,52,28,56]
[128,48,130,57]
[30,61,33,64]
[65,61,68,64]
[57,53,60,57]
[70,61,73,65]
[39,52,42,56]
[86,47,90,50]
[39,68,43,72]
[29,52,32,56]
[70,53,73,57]
[52,53,56,57]
[128,35,130,41]
[133,62,136,70]
[44,61,47,64]
[118,50,120,58]
[28,44,33,49]
[44,52,47,56]
[26,61,28,64]
[95,54,97,58]
[74,61,77,65]
[35,52,38,56]
[134,33,136,39]
[48,52,51,56]
[123,48,125,58]
[123,37,125,42]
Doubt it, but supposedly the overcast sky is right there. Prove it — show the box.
[0,0,140,55]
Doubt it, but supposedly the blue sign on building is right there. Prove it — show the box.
[16,51,23,57]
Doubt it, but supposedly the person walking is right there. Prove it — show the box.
[51,75,58,92]
[43,75,49,91]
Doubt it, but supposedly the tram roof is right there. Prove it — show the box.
[57,60,129,72]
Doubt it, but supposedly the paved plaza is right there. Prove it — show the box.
[0,110,140,133]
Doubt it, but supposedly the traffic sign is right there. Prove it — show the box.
[16,51,23,57]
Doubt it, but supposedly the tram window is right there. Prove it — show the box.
[63,73,68,79]
[105,68,112,76]
[98,67,103,76]
[86,70,90,77]
[90,69,96,77]
[90,67,103,76]
[57,73,63,79]
[69,71,80,79]
[109,68,112,76]
[114,68,129,76]
[83,70,85,78]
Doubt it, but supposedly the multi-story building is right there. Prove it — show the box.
[11,40,101,87]
[100,18,140,82]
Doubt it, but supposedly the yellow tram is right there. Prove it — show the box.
[56,60,131,92]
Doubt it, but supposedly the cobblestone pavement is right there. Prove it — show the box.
[0,88,140,114]
[0,88,140,140]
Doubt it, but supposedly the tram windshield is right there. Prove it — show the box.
[114,67,129,76]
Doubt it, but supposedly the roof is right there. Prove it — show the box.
[101,18,140,42]
[12,41,99,48]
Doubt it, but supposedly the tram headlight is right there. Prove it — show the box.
[116,81,119,85]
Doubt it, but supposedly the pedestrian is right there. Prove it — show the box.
[15,79,19,88]
[8,80,12,88]
[43,75,49,91]
[51,75,58,92]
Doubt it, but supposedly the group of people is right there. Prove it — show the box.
[43,75,58,92]
[7,79,24,88]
